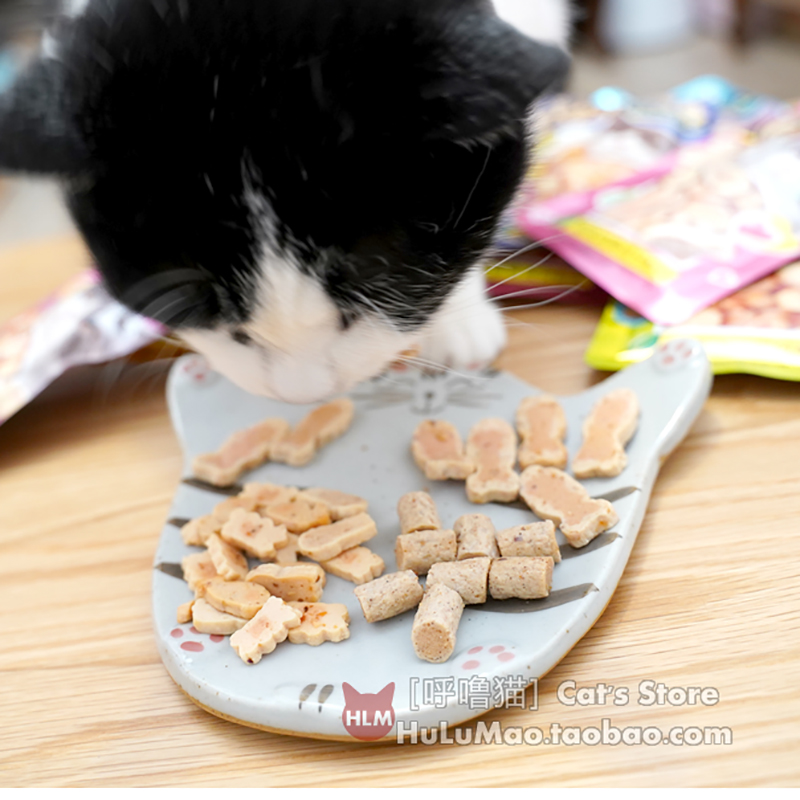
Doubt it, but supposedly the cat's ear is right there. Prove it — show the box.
[416,12,570,143]
[376,683,395,705]
[342,683,361,705]
[0,56,90,175]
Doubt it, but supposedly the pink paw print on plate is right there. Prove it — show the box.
[181,356,215,385]
[170,625,226,654]
[654,339,701,373]
[457,644,516,671]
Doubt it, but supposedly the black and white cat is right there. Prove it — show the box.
[0,0,570,403]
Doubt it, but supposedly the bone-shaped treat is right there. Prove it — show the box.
[220,509,290,560]
[192,417,290,486]
[572,388,640,478]
[519,466,619,548]
[287,602,350,646]
[246,563,326,603]
[272,398,354,467]
[319,546,385,584]
[230,597,302,664]
[517,395,568,469]
[465,418,520,503]
[411,420,475,480]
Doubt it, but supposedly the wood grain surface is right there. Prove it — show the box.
[1,236,799,787]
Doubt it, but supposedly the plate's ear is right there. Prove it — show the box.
[415,12,570,143]
[0,56,90,175]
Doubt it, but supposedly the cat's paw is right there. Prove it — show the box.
[419,288,507,370]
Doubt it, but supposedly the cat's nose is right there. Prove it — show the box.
[267,357,338,404]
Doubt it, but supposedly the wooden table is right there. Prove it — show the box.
[2,236,799,787]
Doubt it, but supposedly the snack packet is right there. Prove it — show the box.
[585,261,800,381]
[520,115,800,325]
[0,269,163,425]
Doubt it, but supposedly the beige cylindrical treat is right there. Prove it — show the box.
[520,465,618,548]
[517,395,568,469]
[454,514,499,560]
[180,515,220,547]
[230,597,302,664]
[411,583,465,664]
[272,398,354,467]
[206,533,249,581]
[354,570,424,622]
[182,552,218,594]
[496,520,562,563]
[397,491,441,534]
[191,598,248,635]
[287,602,351,645]
[297,512,377,561]
[263,497,332,534]
[320,546,385,584]
[192,417,290,486]
[465,418,520,503]
[394,529,457,575]
[411,420,475,481]
[572,388,640,478]
[246,563,326,602]
[202,578,271,619]
[299,488,368,520]
[489,557,554,600]
[427,557,491,605]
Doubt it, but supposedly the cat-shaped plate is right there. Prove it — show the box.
[153,339,711,740]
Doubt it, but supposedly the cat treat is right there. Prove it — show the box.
[220,509,290,560]
[354,570,424,623]
[516,395,568,469]
[191,598,248,635]
[319,546,385,584]
[299,488,368,520]
[180,514,220,547]
[297,513,377,562]
[272,398,355,467]
[200,578,271,620]
[488,557,554,600]
[182,551,219,594]
[205,533,249,581]
[192,417,290,487]
[246,563,327,603]
[176,600,195,625]
[572,388,640,478]
[426,557,491,605]
[287,602,351,646]
[454,514,499,560]
[465,418,521,503]
[411,420,475,480]
[411,583,465,664]
[495,521,562,562]
[263,496,332,533]
[519,466,619,548]
[211,493,262,524]
[274,533,301,566]
[230,597,302,664]
[241,482,299,510]
[394,529,457,575]
[397,491,441,535]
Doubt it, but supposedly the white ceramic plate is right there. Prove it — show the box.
[153,339,712,740]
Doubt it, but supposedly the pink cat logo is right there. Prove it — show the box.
[342,682,396,740]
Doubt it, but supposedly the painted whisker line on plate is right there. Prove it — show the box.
[477,583,599,614]
[167,517,191,528]
[559,533,621,560]
[154,562,184,580]
[182,477,243,495]
[594,486,640,503]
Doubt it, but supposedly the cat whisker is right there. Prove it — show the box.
[484,251,556,292]
[499,280,592,312]
[482,233,566,274]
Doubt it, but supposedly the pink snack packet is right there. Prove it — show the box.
[0,269,163,426]
[519,117,800,325]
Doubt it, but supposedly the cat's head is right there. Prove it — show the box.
[0,0,569,402]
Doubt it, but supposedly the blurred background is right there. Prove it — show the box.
[1,0,800,247]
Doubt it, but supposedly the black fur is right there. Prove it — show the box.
[0,0,569,331]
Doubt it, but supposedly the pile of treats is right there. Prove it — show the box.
[353,388,640,664]
[178,482,384,664]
